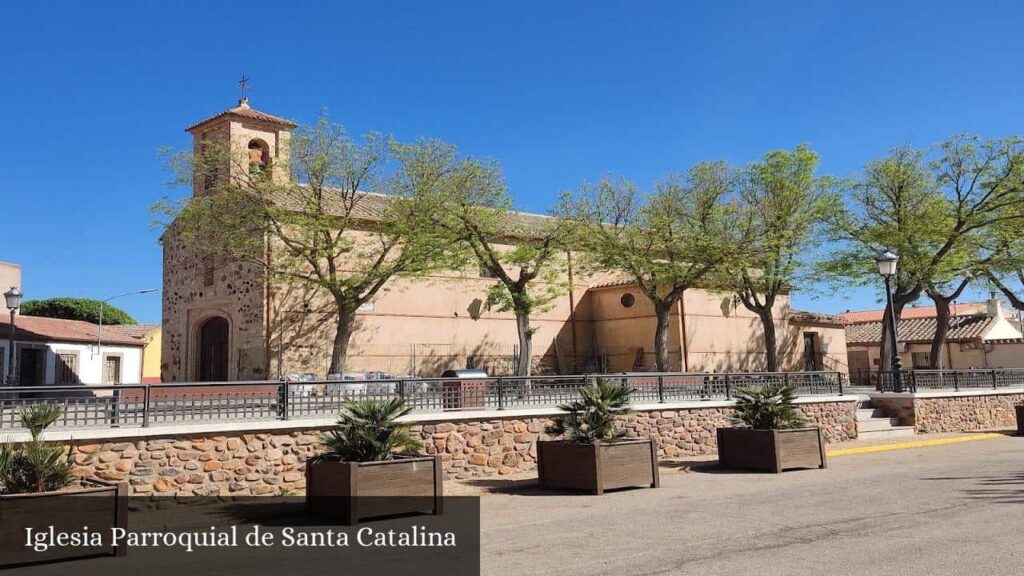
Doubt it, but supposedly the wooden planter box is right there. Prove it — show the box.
[1016,405,1024,436]
[536,439,659,495]
[306,455,443,525]
[717,427,827,473]
[0,479,127,567]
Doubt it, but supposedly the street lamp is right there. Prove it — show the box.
[96,289,159,361]
[4,286,23,386]
[875,250,904,392]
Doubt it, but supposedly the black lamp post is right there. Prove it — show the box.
[875,250,904,392]
[4,286,23,386]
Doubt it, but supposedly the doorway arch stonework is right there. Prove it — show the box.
[192,313,232,381]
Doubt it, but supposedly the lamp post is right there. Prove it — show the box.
[875,250,904,392]
[5,287,23,386]
[96,289,158,362]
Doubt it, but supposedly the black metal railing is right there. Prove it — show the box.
[875,368,1024,393]
[0,370,845,431]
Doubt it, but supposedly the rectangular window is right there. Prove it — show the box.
[203,262,215,286]
[911,352,931,368]
[56,352,80,384]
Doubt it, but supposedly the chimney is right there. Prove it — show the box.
[987,293,1004,319]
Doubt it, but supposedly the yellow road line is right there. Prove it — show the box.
[827,433,1006,457]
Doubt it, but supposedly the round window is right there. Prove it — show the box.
[620,293,636,308]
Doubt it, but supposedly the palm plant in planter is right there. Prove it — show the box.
[0,405,74,494]
[0,405,127,567]
[537,379,659,494]
[306,398,442,525]
[716,383,827,473]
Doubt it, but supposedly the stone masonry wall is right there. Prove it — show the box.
[161,229,268,382]
[872,392,1024,433]
[63,400,857,496]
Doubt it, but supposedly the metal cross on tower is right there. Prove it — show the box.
[238,74,250,99]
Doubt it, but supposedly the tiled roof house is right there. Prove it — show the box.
[843,298,1024,377]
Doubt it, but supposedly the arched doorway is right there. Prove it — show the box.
[197,316,230,381]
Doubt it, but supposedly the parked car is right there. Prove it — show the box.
[283,372,319,397]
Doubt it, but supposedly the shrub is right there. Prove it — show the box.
[319,398,423,462]
[0,405,75,494]
[546,378,633,443]
[730,384,807,430]
[20,297,136,325]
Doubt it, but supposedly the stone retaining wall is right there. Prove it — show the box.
[870,391,1024,433]
[59,399,857,496]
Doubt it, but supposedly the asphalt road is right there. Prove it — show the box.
[480,435,1024,576]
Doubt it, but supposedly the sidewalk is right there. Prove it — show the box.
[447,429,1018,496]
[479,434,1024,576]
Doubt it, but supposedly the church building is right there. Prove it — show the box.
[160,99,849,382]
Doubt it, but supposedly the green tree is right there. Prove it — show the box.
[404,140,574,376]
[155,115,459,375]
[825,136,1024,370]
[727,145,839,372]
[920,136,1024,367]
[977,185,1024,312]
[20,297,136,325]
[823,146,941,372]
[565,163,749,371]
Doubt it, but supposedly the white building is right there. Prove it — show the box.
[0,315,144,386]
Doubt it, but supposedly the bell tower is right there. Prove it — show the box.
[185,97,297,196]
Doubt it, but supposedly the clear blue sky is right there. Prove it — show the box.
[2,0,1022,324]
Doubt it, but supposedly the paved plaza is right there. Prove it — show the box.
[479,434,1024,576]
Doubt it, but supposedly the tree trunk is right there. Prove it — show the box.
[926,279,971,369]
[928,295,951,369]
[328,306,356,376]
[653,302,672,372]
[757,308,779,372]
[514,308,532,377]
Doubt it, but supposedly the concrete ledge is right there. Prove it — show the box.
[13,395,857,443]
[869,388,1024,400]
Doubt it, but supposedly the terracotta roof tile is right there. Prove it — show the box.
[106,324,160,340]
[845,314,994,345]
[186,100,297,132]
[0,316,145,346]
[789,309,844,326]
[837,302,987,324]
[587,278,635,290]
[273,188,557,239]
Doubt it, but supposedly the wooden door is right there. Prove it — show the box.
[848,350,871,385]
[18,347,45,386]
[103,355,121,384]
[198,317,229,382]
[803,333,822,371]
